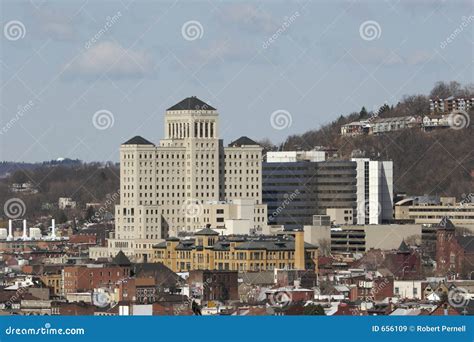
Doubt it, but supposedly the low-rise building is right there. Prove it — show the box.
[393,280,423,299]
[326,208,354,225]
[63,252,131,294]
[40,273,62,296]
[153,226,318,273]
[340,121,371,136]
[341,116,421,136]
[58,197,76,209]
[421,115,450,131]
[395,197,474,228]
[304,223,421,253]
[430,96,474,114]
[370,116,420,135]
[117,277,157,304]
[188,270,238,301]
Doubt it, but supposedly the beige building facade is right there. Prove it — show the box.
[395,197,474,228]
[153,228,317,273]
[304,223,422,253]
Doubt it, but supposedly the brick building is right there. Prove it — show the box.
[352,241,422,280]
[436,219,474,278]
[63,252,131,294]
[383,240,422,280]
[188,270,238,301]
[118,277,157,304]
[347,276,394,301]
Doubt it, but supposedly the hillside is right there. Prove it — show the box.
[0,163,120,222]
[276,82,474,199]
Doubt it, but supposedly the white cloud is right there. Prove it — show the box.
[34,7,78,41]
[64,41,156,79]
[405,50,434,65]
[218,4,278,34]
[350,47,435,66]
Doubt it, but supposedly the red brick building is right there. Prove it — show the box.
[118,277,157,304]
[63,251,131,293]
[384,241,422,280]
[352,243,422,280]
[348,277,394,301]
[63,264,130,293]
[69,234,97,245]
[53,302,96,315]
[436,219,474,278]
[188,270,238,301]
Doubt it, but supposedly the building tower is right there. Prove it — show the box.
[294,229,305,270]
[352,158,393,225]
[89,97,266,262]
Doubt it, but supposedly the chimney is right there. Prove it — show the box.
[294,229,305,270]
[51,219,56,239]
[7,220,13,241]
[22,219,28,240]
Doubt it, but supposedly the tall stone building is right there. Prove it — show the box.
[90,97,266,262]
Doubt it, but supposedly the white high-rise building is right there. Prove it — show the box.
[90,97,266,262]
[352,158,393,225]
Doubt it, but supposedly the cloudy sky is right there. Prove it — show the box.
[0,0,472,162]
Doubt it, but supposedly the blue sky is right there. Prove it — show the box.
[0,0,472,162]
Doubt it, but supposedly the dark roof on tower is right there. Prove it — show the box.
[397,240,410,253]
[228,136,259,147]
[111,250,131,266]
[122,136,154,145]
[435,217,455,230]
[133,263,184,287]
[167,96,216,111]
